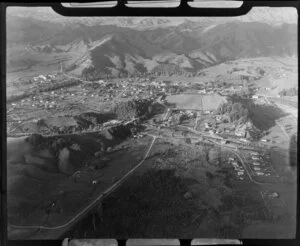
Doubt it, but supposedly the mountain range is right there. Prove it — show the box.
[6,7,298,78]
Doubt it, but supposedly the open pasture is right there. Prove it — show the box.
[166,94,226,111]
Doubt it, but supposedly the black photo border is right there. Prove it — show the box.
[1,1,299,246]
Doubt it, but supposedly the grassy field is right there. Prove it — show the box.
[7,133,152,231]
[166,94,226,111]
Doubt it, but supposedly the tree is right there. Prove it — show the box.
[238,115,248,125]
[185,138,191,144]
[208,149,220,164]
[26,133,44,146]
[148,105,153,115]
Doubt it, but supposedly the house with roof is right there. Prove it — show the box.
[235,121,261,139]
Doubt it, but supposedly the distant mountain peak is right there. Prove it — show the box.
[6,6,297,79]
[7,6,297,29]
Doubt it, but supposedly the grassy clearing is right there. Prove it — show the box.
[166,94,225,111]
[7,134,152,228]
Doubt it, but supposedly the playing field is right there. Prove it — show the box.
[166,93,226,111]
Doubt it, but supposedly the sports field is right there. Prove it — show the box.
[166,93,226,111]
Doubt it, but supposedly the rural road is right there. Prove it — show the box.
[9,135,157,238]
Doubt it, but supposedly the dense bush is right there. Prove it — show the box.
[113,99,153,120]
[216,99,250,123]
[97,169,197,237]
[25,133,44,146]
[75,112,115,126]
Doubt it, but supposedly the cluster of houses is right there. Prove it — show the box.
[194,81,249,97]
[202,114,230,135]
[78,82,124,101]
[234,121,261,140]
[113,78,186,100]
[228,156,245,180]
[247,151,273,177]
[268,67,289,80]
[85,78,175,101]
[10,91,60,110]
[204,122,216,135]
[11,76,184,117]
[15,73,61,92]
[159,109,195,127]
[11,82,98,111]
[198,88,215,95]
[33,73,57,83]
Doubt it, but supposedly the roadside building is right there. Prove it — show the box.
[216,115,222,122]
[221,139,229,144]
[269,192,279,198]
[38,75,47,81]
[240,138,250,143]
[198,89,206,94]
[235,126,246,137]
[208,130,215,135]
[235,121,261,140]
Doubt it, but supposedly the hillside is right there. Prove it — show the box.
[6,7,297,81]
